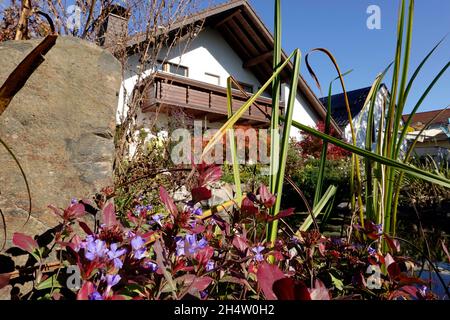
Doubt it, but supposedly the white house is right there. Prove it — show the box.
[100,0,341,155]
[320,84,391,150]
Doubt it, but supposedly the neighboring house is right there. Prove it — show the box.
[99,0,341,152]
[320,84,390,150]
[403,109,450,162]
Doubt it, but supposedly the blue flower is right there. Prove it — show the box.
[419,285,428,297]
[131,236,147,260]
[252,246,265,262]
[185,234,208,255]
[175,237,185,256]
[193,208,203,216]
[151,214,163,226]
[375,224,383,235]
[144,260,158,272]
[107,243,127,269]
[200,290,208,299]
[71,198,78,205]
[89,291,103,300]
[175,235,208,256]
[105,274,121,288]
[85,239,108,261]
[368,247,377,256]
[206,260,215,272]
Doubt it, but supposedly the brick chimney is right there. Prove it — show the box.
[97,4,130,49]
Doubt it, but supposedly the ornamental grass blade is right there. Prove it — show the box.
[226,77,242,205]
[299,185,337,232]
[314,70,352,208]
[269,49,301,245]
[287,118,450,189]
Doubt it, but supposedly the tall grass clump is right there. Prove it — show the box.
[202,0,450,257]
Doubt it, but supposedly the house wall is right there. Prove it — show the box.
[118,27,323,157]
[117,27,265,123]
[344,86,390,150]
[162,27,264,91]
[282,84,320,139]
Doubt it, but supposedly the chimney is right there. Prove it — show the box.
[97,4,130,49]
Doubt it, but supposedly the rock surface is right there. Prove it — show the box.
[0,36,120,257]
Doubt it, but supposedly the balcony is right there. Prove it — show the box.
[140,72,281,125]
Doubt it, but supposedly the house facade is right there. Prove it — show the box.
[101,0,340,156]
[403,109,450,163]
[321,84,390,150]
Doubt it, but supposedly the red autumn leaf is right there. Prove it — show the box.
[309,279,331,300]
[192,276,213,291]
[385,253,401,280]
[232,235,249,253]
[388,285,419,300]
[384,234,401,253]
[173,260,194,274]
[256,262,285,300]
[198,165,222,187]
[0,273,10,289]
[178,274,214,292]
[266,208,295,222]
[191,187,212,203]
[241,198,259,216]
[127,212,138,224]
[78,221,93,235]
[189,223,206,234]
[258,184,276,208]
[194,246,214,266]
[273,278,311,300]
[12,232,38,253]
[77,281,96,300]
[103,203,118,227]
[160,186,178,218]
[66,203,86,220]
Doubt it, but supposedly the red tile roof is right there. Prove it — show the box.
[403,109,450,130]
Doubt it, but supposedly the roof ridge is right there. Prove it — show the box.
[403,108,450,116]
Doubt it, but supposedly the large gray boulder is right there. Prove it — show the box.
[0,36,121,249]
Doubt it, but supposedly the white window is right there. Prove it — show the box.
[204,73,220,86]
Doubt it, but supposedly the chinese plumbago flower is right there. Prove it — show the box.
[85,237,109,261]
[206,260,215,272]
[100,274,122,298]
[89,291,103,301]
[131,236,147,260]
[107,243,127,269]
[252,245,265,262]
[150,214,164,227]
[175,234,208,256]
[143,260,158,272]
[368,246,377,256]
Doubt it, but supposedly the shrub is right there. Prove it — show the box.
[1,164,441,300]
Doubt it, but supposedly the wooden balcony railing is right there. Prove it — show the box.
[140,72,281,124]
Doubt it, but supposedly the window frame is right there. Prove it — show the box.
[204,72,221,86]
[164,62,189,77]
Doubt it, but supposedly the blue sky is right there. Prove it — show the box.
[249,0,450,114]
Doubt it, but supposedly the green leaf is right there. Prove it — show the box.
[330,273,344,291]
[36,274,62,291]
